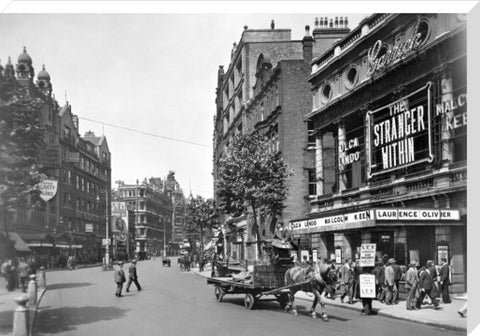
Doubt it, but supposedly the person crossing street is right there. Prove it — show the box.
[114,261,127,297]
[126,260,142,292]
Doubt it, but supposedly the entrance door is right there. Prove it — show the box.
[407,226,435,267]
[372,231,394,261]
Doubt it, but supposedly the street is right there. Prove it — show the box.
[34,258,464,336]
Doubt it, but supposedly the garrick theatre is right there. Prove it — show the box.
[290,13,466,292]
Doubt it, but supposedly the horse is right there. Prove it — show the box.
[284,261,339,321]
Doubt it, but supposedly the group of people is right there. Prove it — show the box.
[295,255,457,316]
[1,257,37,292]
[113,260,142,297]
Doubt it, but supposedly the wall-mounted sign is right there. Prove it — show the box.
[85,223,93,233]
[367,82,434,178]
[38,179,58,202]
[339,137,361,166]
[289,208,460,233]
[435,93,467,131]
[367,20,429,76]
[335,248,342,264]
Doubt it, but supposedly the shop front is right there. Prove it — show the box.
[289,208,466,292]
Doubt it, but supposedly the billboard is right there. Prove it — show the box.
[112,216,128,234]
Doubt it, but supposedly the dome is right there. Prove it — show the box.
[37,65,50,81]
[18,46,32,65]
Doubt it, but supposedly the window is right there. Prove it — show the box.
[76,176,79,189]
[340,114,366,189]
[345,66,359,90]
[321,83,333,103]
[308,169,317,197]
[307,121,316,149]
[63,126,71,140]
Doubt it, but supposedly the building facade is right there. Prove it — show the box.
[164,171,186,255]
[113,177,173,258]
[1,48,112,264]
[213,19,351,262]
[289,14,466,292]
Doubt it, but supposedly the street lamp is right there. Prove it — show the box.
[97,189,110,271]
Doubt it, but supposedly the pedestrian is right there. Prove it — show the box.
[114,261,127,297]
[384,258,397,305]
[359,266,375,315]
[340,259,354,304]
[17,258,30,293]
[416,260,441,310]
[1,259,15,291]
[126,260,142,292]
[392,260,403,304]
[374,260,386,302]
[439,258,452,303]
[405,261,419,310]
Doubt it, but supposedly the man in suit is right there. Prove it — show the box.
[384,258,397,305]
[439,258,451,303]
[114,261,127,297]
[340,259,354,304]
[126,260,142,292]
[416,260,441,310]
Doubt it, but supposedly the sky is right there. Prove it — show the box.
[0,2,476,200]
[0,11,371,198]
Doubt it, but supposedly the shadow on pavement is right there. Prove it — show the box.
[0,309,13,334]
[46,282,92,290]
[35,306,130,334]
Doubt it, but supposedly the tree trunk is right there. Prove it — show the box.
[251,204,262,259]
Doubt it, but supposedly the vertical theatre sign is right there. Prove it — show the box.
[367,82,434,178]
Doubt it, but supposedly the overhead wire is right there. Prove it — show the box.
[78,116,212,148]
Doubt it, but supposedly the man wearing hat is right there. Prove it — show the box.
[405,261,419,310]
[384,258,397,305]
[416,260,441,310]
[114,261,126,297]
[126,259,142,292]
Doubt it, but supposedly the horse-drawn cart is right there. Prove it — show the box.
[207,275,292,310]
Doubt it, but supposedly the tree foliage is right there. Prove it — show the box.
[184,195,218,254]
[0,79,47,218]
[215,131,290,257]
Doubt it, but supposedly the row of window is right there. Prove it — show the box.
[62,170,107,196]
[63,193,101,213]
[247,85,280,129]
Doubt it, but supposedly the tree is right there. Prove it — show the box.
[216,131,290,258]
[184,195,218,256]
[0,78,47,234]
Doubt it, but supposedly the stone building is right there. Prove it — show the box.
[0,48,112,264]
[289,14,467,292]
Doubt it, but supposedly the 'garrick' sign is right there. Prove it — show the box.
[367,20,429,75]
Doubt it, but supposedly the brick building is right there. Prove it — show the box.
[289,14,467,292]
[213,19,350,262]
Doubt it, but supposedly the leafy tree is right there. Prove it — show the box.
[0,78,47,233]
[216,131,290,258]
[184,195,218,256]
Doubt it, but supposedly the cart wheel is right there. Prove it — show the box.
[244,293,255,310]
[214,286,225,302]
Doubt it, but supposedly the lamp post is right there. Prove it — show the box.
[97,189,110,271]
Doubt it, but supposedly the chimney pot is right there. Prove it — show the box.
[271,19,275,29]
[335,17,339,27]
[305,25,310,36]
[319,17,323,28]
[315,17,319,28]
[340,17,344,28]
[345,17,349,27]
[244,25,248,30]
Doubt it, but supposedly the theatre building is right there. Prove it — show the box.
[290,13,467,292]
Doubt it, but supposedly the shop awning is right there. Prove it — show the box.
[205,238,218,250]
[7,232,31,252]
[20,232,55,247]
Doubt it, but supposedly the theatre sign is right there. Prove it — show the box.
[289,208,460,233]
[366,82,434,178]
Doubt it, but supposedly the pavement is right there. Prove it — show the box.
[0,276,46,336]
[192,265,467,332]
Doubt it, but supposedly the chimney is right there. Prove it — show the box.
[302,25,314,63]
[312,16,351,56]
[271,19,275,29]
